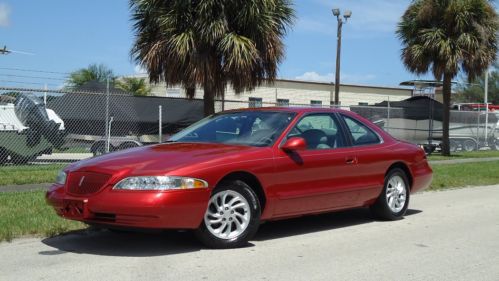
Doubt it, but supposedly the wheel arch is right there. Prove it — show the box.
[216,171,267,213]
[386,162,413,190]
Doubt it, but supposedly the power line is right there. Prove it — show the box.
[0,73,67,81]
[0,67,70,75]
[0,80,61,87]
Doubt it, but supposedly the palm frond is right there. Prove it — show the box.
[129,0,295,114]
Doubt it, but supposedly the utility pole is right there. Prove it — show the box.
[485,70,489,146]
[332,9,352,106]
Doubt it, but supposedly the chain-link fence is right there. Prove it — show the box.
[1,86,498,166]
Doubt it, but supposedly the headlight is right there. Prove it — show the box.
[55,171,67,185]
[113,176,208,190]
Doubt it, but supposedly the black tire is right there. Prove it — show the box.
[195,180,261,249]
[0,148,7,165]
[449,139,458,152]
[370,168,410,220]
[117,142,139,151]
[10,154,36,165]
[92,142,110,156]
[462,139,477,152]
[491,139,499,151]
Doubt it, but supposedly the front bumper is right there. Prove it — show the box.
[46,184,211,229]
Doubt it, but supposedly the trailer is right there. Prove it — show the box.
[351,96,499,153]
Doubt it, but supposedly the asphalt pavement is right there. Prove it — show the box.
[1,185,499,281]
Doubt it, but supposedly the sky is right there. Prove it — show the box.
[0,0,436,89]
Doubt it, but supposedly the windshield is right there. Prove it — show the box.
[169,111,296,147]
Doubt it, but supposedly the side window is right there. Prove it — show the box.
[342,115,381,146]
[288,114,344,150]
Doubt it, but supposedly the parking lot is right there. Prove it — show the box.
[1,185,498,281]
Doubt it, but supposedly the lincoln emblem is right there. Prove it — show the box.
[78,176,86,187]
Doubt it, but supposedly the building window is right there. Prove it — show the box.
[310,100,322,107]
[249,97,263,108]
[166,88,181,97]
[277,99,289,107]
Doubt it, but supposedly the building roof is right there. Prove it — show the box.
[130,74,413,92]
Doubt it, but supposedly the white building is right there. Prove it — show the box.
[139,76,413,110]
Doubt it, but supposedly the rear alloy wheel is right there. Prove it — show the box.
[195,180,261,249]
[370,168,410,220]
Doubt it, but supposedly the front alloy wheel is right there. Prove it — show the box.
[195,180,261,248]
[370,168,410,220]
[204,190,251,240]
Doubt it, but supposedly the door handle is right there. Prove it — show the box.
[345,157,357,164]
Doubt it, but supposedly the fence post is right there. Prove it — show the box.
[386,96,390,133]
[106,116,114,153]
[477,111,480,145]
[158,105,162,143]
[43,84,47,106]
[104,78,110,153]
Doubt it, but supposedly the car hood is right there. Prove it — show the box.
[65,142,264,177]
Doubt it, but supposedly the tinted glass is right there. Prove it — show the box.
[342,115,381,146]
[169,111,295,147]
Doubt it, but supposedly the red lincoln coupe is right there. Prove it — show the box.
[46,107,432,248]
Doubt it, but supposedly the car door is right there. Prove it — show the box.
[270,113,361,216]
[338,113,388,205]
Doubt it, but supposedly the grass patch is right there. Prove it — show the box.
[428,150,499,161]
[0,164,65,186]
[430,160,499,190]
[0,190,84,242]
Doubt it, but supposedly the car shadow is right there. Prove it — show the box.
[41,208,422,257]
[41,229,205,257]
[254,208,422,241]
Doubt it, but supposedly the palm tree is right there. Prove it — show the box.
[397,0,498,155]
[115,77,152,96]
[130,0,294,116]
[67,63,116,87]
[455,62,499,104]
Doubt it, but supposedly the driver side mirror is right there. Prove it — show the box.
[282,137,307,151]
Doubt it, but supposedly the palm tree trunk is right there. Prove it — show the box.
[203,62,215,117]
[441,73,452,156]
[203,88,215,116]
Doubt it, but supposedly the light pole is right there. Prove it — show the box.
[332,8,351,106]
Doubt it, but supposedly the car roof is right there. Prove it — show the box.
[222,106,350,114]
